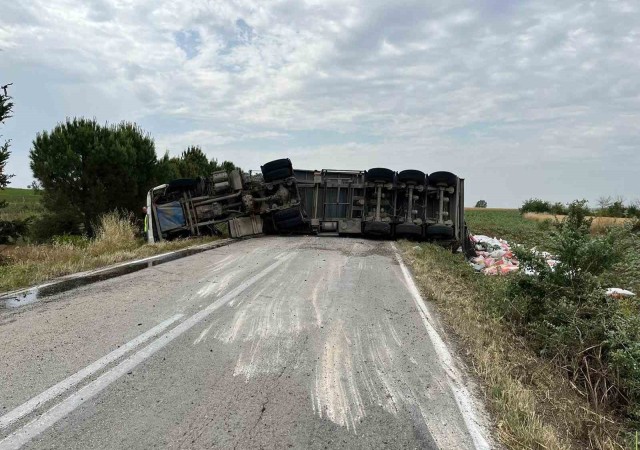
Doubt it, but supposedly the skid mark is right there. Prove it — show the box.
[212,254,319,379]
[312,320,365,431]
[312,315,468,445]
[196,269,240,299]
[193,324,213,345]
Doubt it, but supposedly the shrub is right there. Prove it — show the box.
[88,211,139,256]
[502,201,640,420]
[520,198,551,214]
[548,202,567,215]
[29,210,84,242]
[0,218,30,244]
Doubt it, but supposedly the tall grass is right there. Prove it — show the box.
[523,213,633,234]
[0,211,218,292]
[401,242,626,449]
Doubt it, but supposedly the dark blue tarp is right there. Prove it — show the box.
[156,201,185,232]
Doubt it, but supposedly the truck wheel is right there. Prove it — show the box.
[273,207,301,221]
[428,171,458,187]
[425,224,455,238]
[363,221,392,236]
[261,159,293,182]
[262,216,277,234]
[365,168,395,183]
[395,223,423,238]
[397,170,425,185]
[273,207,304,230]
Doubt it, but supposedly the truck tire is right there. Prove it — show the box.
[262,215,277,234]
[425,224,455,238]
[363,221,392,236]
[365,168,395,183]
[263,168,293,182]
[397,170,425,185]
[273,207,301,221]
[273,207,304,230]
[275,217,304,230]
[395,223,423,238]
[261,159,293,182]
[428,171,458,187]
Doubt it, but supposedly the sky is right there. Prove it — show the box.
[1,0,639,207]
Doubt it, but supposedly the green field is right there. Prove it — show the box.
[0,187,45,221]
[464,208,551,248]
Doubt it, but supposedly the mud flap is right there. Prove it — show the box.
[229,216,264,238]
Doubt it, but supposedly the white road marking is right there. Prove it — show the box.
[0,252,296,450]
[193,324,213,345]
[0,314,184,430]
[392,243,491,450]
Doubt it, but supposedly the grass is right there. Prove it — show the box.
[0,187,45,221]
[400,242,627,449]
[0,212,220,292]
[523,213,634,234]
[464,208,551,248]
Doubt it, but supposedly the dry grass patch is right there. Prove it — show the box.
[400,242,627,449]
[0,212,219,292]
[523,213,633,234]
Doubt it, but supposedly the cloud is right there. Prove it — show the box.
[1,0,639,206]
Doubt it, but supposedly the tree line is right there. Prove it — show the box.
[0,84,236,242]
[520,197,640,218]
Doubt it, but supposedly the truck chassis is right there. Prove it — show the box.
[146,158,470,251]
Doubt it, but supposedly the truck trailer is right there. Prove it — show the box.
[146,158,471,251]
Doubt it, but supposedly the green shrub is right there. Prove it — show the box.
[502,201,640,420]
[0,219,30,244]
[29,210,84,242]
[548,202,567,215]
[520,198,551,214]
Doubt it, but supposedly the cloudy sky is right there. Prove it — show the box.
[1,0,639,207]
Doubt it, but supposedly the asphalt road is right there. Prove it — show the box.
[0,236,492,449]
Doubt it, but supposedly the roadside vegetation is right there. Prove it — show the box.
[0,83,234,291]
[403,203,640,449]
[0,212,220,292]
[523,213,632,234]
[520,197,640,219]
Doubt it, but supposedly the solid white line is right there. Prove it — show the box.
[391,244,491,450]
[0,252,295,450]
[0,314,184,430]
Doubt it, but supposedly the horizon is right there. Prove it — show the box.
[2,0,639,208]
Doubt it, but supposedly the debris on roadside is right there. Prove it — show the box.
[606,288,636,299]
[469,235,519,275]
[469,236,637,298]
[469,235,558,276]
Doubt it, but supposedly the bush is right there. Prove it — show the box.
[475,200,487,208]
[520,198,551,214]
[502,201,640,420]
[548,202,567,215]
[88,211,139,256]
[0,219,30,244]
[29,210,84,242]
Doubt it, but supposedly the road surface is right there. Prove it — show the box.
[0,236,492,449]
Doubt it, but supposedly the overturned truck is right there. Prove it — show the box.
[146,158,470,250]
